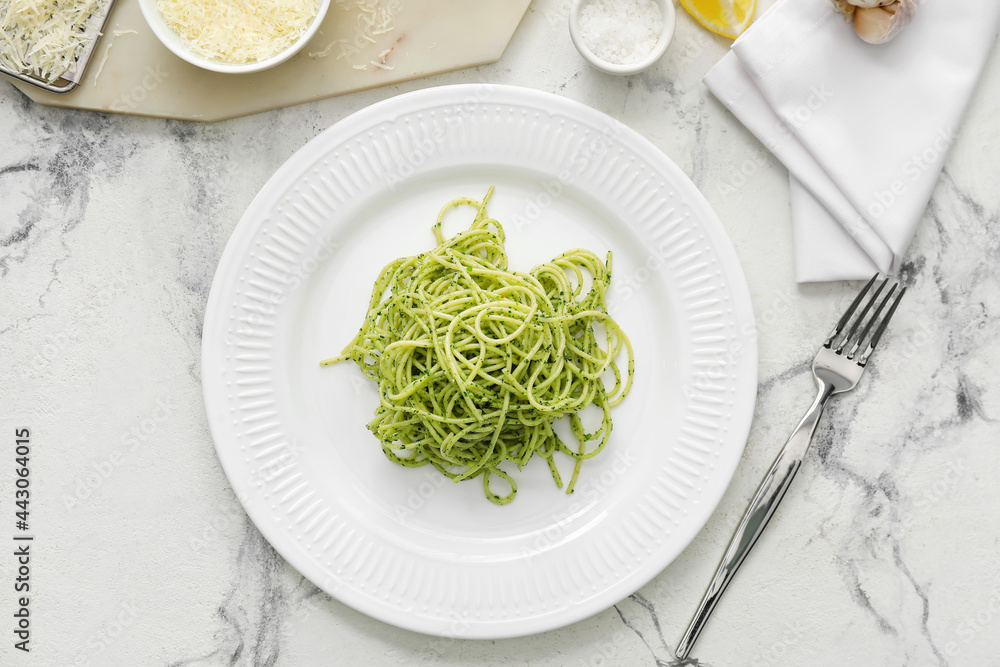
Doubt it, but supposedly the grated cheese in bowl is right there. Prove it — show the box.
[0,0,107,83]
[156,0,320,65]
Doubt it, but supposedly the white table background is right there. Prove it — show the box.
[2,1,999,665]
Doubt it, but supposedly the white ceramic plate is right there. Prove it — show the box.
[202,84,757,639]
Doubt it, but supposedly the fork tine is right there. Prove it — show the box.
[858,285,906,366]
[824,274,879,349]
[837,277,888,353]
[847,281,897,359]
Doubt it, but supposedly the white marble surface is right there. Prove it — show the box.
[2,1,999,665]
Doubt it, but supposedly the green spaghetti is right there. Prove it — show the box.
[322,187,634,504]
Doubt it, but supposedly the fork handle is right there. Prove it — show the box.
[675,378,837,660]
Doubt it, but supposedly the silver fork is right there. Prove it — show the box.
[675,274,906,660]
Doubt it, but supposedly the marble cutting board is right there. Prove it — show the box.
[6,0,532,121]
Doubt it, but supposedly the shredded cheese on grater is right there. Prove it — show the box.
[0,0,105,83]
[157,0,320,64]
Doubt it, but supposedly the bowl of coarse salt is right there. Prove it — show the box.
[569,0,676,76]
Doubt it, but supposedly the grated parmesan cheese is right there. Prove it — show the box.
[0,0,106,83]
[579,0,664,66]
[91,27,133,85]
[157,0,320,64]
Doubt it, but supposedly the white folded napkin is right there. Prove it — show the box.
[704,0,1000,282]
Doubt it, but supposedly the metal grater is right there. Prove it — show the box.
[0,0,117,94]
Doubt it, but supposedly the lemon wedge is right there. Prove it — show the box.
[678,0,756,39]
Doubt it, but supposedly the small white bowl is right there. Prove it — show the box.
[139,0,331,74]
[569,0,676,76]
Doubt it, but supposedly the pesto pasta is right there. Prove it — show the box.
[322,188,634,504]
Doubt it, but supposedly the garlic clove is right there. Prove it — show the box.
[832,0,856,21]
[853,0,919,44]
[848,0,896,8]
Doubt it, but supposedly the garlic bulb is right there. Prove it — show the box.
[832,0,920,44]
